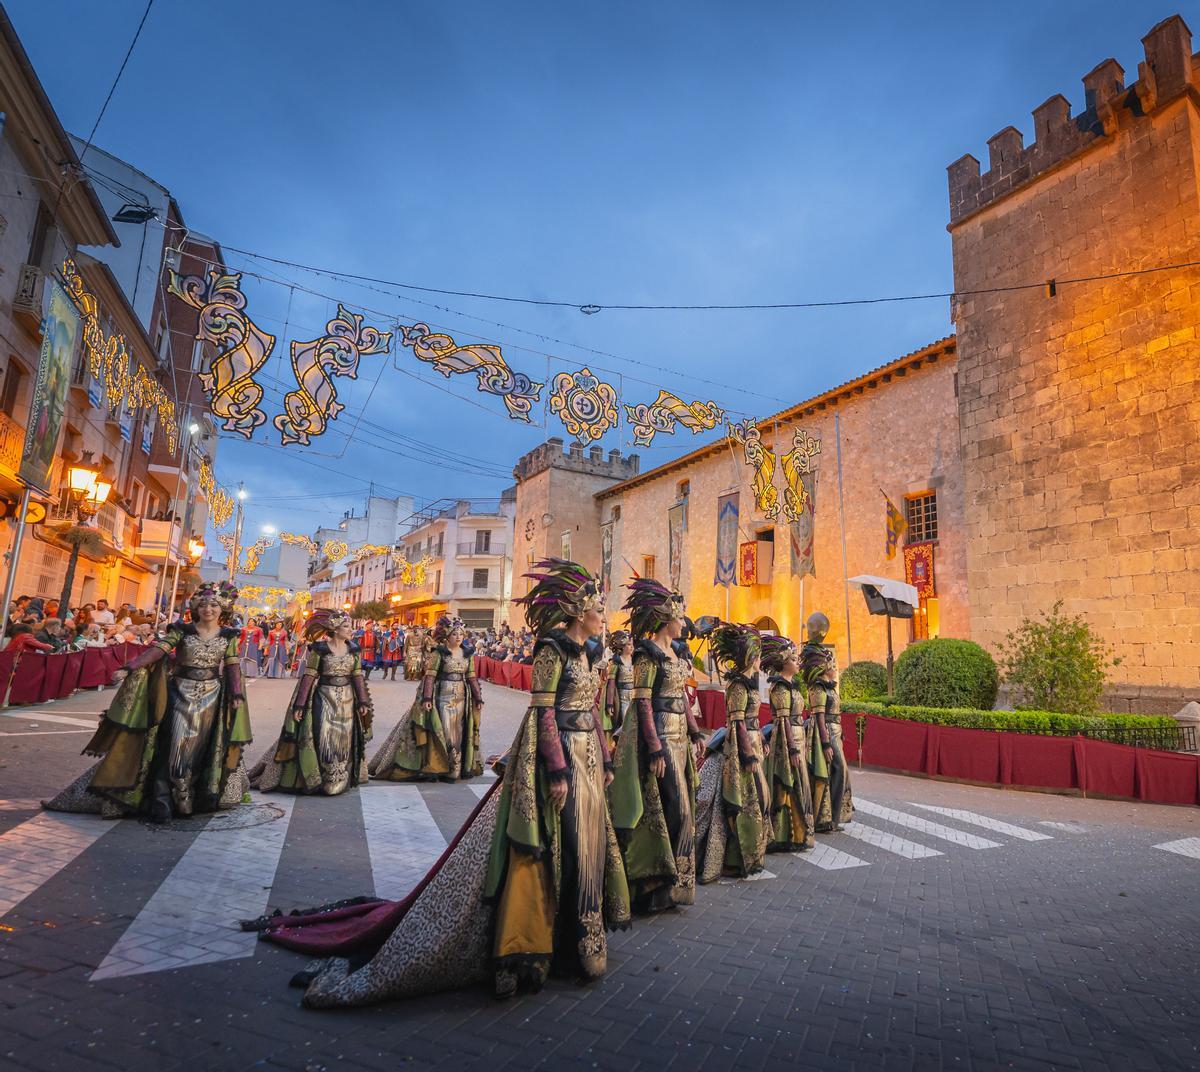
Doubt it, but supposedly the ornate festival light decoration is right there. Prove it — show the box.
[60,259,180,452]
[198,460,235,528]
[321,538,349,562]
[241,536,274,574]
[349,543,393,562]
[167,268,276,438]
[274,304,393,446]
[549,366,619,444]
[217,532,237,558]
[727,419,780,520]
[397,323,542,422]
[624,389,724,447]
[779,428,821,522]
[279,532,320,556]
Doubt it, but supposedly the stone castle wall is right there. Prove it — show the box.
[950,15,1200,708]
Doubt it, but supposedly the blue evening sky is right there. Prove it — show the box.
[7,1,1182,539]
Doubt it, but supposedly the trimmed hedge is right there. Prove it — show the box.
[894,639,998,709]
[847,701,1177,739]
[841,660,888,703]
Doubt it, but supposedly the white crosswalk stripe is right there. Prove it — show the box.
[905,803,1052,841]
[853,799,1001,849]
[0,812,117,917]
[359,786,447,900]
[91,795,296,980]
[798,842,869,870]
[0,710,102,728]
[839,822,944,859]
[1153,837,1200,860]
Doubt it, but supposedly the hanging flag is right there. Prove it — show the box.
[600,520,614,594]
[668,501,686,590]
[903,541,936,598]
[885,494,908,559]
[789,469,818,577]
[738,540,758,586]
[715,491,739,586]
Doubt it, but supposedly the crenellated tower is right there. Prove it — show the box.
[948,15,1200,711]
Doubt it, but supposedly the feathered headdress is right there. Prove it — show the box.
[305,607,350,641]
[189,581,238,615]
[710,622,762,680]
[517,558,605,637]
[608,628,632,656]
[760,633,798,675]
[622,578,685,639]
[433,614,465,643]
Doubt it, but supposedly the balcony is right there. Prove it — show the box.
[0,409,25,476]
[452,580,502,598]
[457,541,506,558]
[46,497,134,553]
[13,264,45,338]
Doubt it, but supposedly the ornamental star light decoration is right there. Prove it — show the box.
[549,367,618,444]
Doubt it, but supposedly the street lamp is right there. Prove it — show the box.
[59,452,112,615]
[187,537,206,564]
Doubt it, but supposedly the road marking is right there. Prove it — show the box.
[468,781,493,798]
[0,812,117,918]
[359,786,446,900]
[1153,837,1200,861]
[91,796,295,981]
[0,710,100,728]
[798,842,870,870]
[906,803,1053,841]
[0,729,93,736]
[853,800,1001,849]
[839,822,943,859]
[1039,820,1087,832]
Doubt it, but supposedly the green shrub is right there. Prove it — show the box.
[893,639,999,709]
[845,701,1176,739]
[841,661,889,703]
[998,600,1121,716]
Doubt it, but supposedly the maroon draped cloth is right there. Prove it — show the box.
[254,779,501,957]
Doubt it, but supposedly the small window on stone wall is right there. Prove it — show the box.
[642,555,655,580]
[905,492,938,543]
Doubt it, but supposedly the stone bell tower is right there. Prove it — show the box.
[947,15,1200,711]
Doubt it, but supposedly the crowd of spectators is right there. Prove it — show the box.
[2,595,160,654]
[471,623,536,664]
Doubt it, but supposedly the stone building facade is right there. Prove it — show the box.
[594,338,967,668]
[948,14,1200,710]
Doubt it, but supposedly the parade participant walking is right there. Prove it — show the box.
[252,609,373,795]
[609,580,703,913]
[761,633,815,852]
[240,617,265,678]
[603,629,634,749]
[695,623,768,882]
[264,621,291,678]
[402,624,425,680]
[251,558,629,1007]
[356,621,379,680]
[371,615,483,782]
[44,582,251,822]
[381,624,403,680]
[802,612,853,831]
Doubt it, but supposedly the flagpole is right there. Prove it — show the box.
[835,413,852,665]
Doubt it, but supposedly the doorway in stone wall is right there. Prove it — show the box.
[753,616,779,635]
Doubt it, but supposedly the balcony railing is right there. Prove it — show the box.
[452,580,502,597]
[457,541,506,557]
[13,264,45,336]
[0,409,25,474]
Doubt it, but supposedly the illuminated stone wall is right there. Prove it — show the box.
[949,15,1200,709]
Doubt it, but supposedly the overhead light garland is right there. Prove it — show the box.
[279,532,319,556]
[728,420,780,520]
[624,389,724,447]
[348,542,394,562]
[198,460,234,528]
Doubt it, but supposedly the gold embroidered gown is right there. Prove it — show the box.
[253,642,373,795]
[603,654,633,749]
[45,625,252,818]
[371,646,483,782]
[402,633,424,680]
[765,676,815,851]
[802,641,854,830]
[609,639,701,913]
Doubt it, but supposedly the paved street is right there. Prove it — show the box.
[2,676,1199,1072]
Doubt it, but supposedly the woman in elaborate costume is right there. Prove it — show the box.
[694,623,768,882]
[602,629,633,749]
[609,580,703,914]
[44,582,251,822]
[252,609,373,795]
[249,558,629,1007]
[264,621,291,679]
[371,615,483,783]
[402,625,425,680]
[761,634,815,852]
[802,612,853,831]
[239,616,264,678]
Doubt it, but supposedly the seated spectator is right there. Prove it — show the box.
[81,624,107,648]
[35,618,68,653]
[6,625,53,656]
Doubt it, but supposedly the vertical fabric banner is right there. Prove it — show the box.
[668,501,686,591]
[600,520,614,594]
[885,494,908,559]
[789,469,818,577]
[715,491,739,586]
[19,280,80,493]
[738,540,758,586]
[903,540,936,598]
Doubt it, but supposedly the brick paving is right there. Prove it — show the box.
[1,676,1199,1071]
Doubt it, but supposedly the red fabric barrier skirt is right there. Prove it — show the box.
[1135,749,1200,807]
[931,724,1002,784]
[58,651,85,698]
[8,653,47,705]
[695,690,725,731]
[1004,733,1079,790]
[1079,738,1137,800]
[79,648,110,688]
[40,654,66,703]
[516,664,532,692]
[857,714,928,774]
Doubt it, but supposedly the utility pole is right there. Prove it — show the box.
[228,483,246,582]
